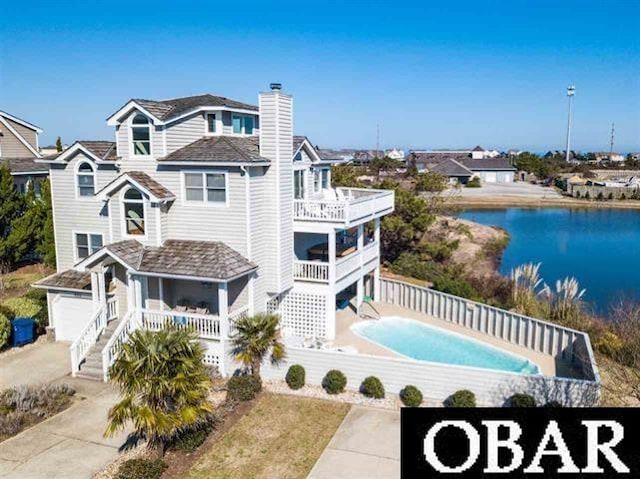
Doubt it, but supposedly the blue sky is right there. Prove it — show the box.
[1,0,638,152]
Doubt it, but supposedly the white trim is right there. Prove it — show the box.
[167,107,258,126]
[204,112,218,136]
[231,114,255,135]
[0,110,43,133]
[74,159,97,200]
[106,101,163,126]
[9,170,48,176]
[120,187,148,241]
[72,230,104,263]
[135,269,256,283]
[0,116,41,158]
[293,138,323,163]
[180,170,229,207]
[96,173,175,203]
[49,170,61,271]
[39,142,115,164]
[155,203,162,246]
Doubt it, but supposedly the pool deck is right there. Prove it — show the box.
[334,302,560,377]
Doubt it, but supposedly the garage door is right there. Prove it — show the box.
[484,172,497,183]
[51,293,94,342]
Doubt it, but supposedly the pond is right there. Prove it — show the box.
[457,207,640,316]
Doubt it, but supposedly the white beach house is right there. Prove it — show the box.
[34,85,394,380]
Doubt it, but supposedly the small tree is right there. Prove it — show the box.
[105,328,212,457]
[36,180,56,268]
[230,313,285,378]
[0,165,26,273]
[55,136,63,152]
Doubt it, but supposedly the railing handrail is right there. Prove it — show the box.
[101,309,138,381]
[294,259,329,266]
[69,302,108,374]
[139,308,220,321]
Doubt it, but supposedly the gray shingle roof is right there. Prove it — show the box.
[158,136,268,164]
[130,94,258,122]
[34,270,92,291]
[106,239,256,280]
[429,158,473,177]
[293,136,307,154]
[1,157,48,174]
[97,171,175,200]
[459,158,516,171]
[77,141,117,161]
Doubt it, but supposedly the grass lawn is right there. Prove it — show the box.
[187,393,350,479]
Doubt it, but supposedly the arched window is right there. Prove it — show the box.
[123,188,145,235]
[131,114,151,156]
[77,162,95,197]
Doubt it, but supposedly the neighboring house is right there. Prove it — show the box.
[385,148,405,161]
[593,152,625,163]
[0,110,48,194]
[408,150,516,184]
[40,144,68,156]
[33,87,395,380]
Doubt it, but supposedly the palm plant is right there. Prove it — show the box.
[104,327,212,456]
[230,313,285,378]
[510,262,544,315]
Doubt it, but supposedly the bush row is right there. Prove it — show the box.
[282,365,563,408]
[0,292,48,349]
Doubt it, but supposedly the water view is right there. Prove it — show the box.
[458,207,640,315]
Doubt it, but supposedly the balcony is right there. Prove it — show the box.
[293,240,380,286]
[293,187,394,227]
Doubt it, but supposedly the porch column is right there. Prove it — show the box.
[373,217,381,300]
[97,268,107,308]
[374,217,381,244]
[356,276,364,318]
[327,230,336,284]
[91,271,100,309]
[218,282,229,337]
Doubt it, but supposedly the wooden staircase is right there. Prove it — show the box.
[75,318,122,381]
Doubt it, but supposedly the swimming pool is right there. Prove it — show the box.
[351,316,540,375]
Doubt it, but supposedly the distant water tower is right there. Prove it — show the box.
[565,85,576,163]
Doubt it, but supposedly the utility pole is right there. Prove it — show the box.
[609,122,615,159]
[565,85,575,163]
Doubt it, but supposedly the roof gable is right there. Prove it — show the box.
[38,140,117,164]
[96,171,175,202]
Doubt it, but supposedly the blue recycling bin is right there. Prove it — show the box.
[11,317,36,347]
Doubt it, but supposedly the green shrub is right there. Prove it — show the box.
[543,401,563,408]
[399,385,423,407]
[171,417,215,453]
[0,313,10,349]
[445,390,476,407]
[360,376,385,399]
[620,193,627,200]
[508,393,537,407]
[226,374,262,402]
[2,297,42,320]
[115,458,167,479]
[466,177,481,188]
[322,370,347,394]
[285,364,305,390]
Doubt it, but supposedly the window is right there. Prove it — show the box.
[232,115,254,135]
[206,113,216,133]
[123,188,145,235]
[77,162,95,197]
[294,170,305,199]
[131,114,151,156]
[313,170,321,193]
[75,233,103,260]
[184,172,227,204]
[321,169,329,189]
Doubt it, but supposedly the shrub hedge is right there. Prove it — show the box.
[399,385,423,407]
[0,313,10,349]
[445,390,476,407]
[360,376,385,399]
[285,364,305,390]
[508,393,537,408]
[115,458,167,479]
[226,374,262,402]
[322,370,347,394]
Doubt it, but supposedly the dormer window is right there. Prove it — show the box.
[131,114,151,156]
[77,162,95,197]
[123,187,145,236]
[232,115,254,135]
[206,113,217,133]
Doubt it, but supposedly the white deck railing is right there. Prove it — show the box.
[293,188,394,225]
[70,302,109,375]
[140,308,222,339]
[107,296,118,320]
[293,260,329,282]
[101,309,139,381]
[336,251,362,279]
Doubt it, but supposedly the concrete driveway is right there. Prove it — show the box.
[0,343,129,478]
[309,406,400,479]
[455,182,562,199]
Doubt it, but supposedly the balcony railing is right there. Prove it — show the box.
[293,188,394,225]
[140,308,222,339]
[293,240,380,284]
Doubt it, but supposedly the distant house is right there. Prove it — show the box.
[0,110,48,194]
[594,152,625,163]
[408,150,516,184]
[385,148,405,161]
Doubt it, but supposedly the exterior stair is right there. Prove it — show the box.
[76,317,122,381]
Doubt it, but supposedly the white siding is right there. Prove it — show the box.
[248,166,271,312]
[165,113,205,154]
[49,153,118,271]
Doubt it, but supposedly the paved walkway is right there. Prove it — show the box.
[0,343,129,478]
[309,406,400,479]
